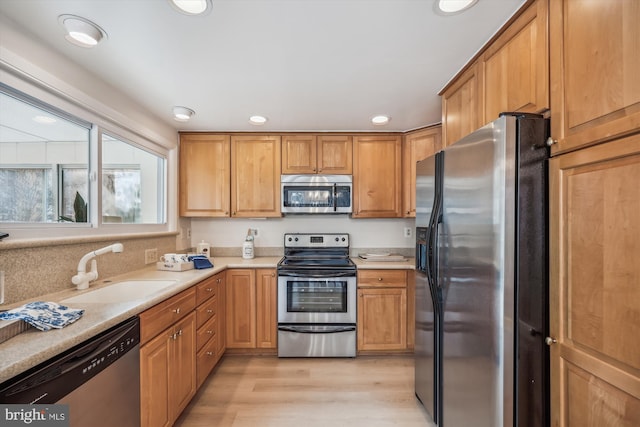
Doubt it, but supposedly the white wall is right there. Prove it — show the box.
[190,216,416,251]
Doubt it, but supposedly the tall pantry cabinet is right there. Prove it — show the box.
[547,1,640,426]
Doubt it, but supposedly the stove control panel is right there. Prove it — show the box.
[284,233,349,248]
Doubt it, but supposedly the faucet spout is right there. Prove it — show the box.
[72,243,123,290]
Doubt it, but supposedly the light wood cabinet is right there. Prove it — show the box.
[549,0,640,155]
[549,135,640,427]
[179,134,230,217]
[481,0,548,123]
[225,269,256,348]
[441,62,482,147]
[282,134,352,174]
[357,270,408,351]
[402,125,441,217]
[140,288,197,427]
[225,268,277,350]
[352,135,402,218]
[195,271,225,388]
[256,268,278,349]
[441,0,548,147]
[230,135,281,217]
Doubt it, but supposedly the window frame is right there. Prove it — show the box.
[0,82,172,240]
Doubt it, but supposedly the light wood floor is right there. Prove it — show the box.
[175,355,435,427]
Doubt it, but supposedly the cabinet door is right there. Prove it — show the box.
[179,134,230,217]
[441,62,483,147]
[317,135,352,174]
[549,0,640,155]
[482,0,548,122]
[352,135,402,218]
[141,332,171,427]
[549,135,640,427]
[282,134,317,174]
[225,269,256,348]
[256,268,277,349]
[171,312,197,420]
[402,126,441,217]
[357,287,407,351]
[231,135,281,217]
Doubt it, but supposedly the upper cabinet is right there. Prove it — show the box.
[549,0,640,155]
[402,125,441,217]
[179,134,231,217]
[353,135,402,218]
[441,63,482,147]
[231,135,282,217]
[281,134,352,174]
[440,0,549,147]
[481,0,549,123]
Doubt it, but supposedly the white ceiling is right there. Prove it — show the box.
[0,0,525,133]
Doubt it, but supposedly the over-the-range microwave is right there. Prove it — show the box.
[281,174,352,214]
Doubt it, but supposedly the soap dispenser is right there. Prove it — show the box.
[242,229,254,259]
[197,240,211,258]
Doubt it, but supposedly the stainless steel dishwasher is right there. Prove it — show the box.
[0,316,140,427]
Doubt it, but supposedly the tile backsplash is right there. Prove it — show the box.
[0,234,176,306]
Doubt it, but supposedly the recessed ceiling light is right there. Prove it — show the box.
[169,0,212,15]
[435,0,478,15]
[33,115,57,124]
[58,15,107,48]
[173,106,195,121]
[249,115,268,125]
[371,115,390,125]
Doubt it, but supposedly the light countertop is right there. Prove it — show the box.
[0,256,413,383]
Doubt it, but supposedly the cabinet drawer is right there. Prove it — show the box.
[196,273,223,305]
[196,334,219,388]
[196,314,217,351]
[140,287,196,344]
[196,296,217,328]
[357,270,407,287]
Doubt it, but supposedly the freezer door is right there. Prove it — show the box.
[415,267,438,424]
[416,155,437,228]
[439,116,516,427]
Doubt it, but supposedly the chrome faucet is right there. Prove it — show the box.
[72,243,124,290]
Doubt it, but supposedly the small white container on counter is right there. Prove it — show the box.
[242,239,254,259]
[196,240,211,258]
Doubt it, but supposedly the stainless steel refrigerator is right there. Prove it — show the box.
[414,113,549,427]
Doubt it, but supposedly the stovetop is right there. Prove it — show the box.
[278,233,355,270]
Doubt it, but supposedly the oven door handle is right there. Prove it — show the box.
[278,324,356,334]
[277,271,356,278]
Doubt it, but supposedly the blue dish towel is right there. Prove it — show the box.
[0,301,84,331]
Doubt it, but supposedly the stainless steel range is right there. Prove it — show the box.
[277,233,357,357]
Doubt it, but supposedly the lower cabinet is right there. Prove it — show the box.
[226,268,277,350]
[357,269,408,351]
[140,287,197,427]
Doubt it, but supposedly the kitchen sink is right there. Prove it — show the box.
[61,280,178,304]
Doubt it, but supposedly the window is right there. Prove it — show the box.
[102,135,165,224]
[0,84,167,229]
[0,87,90,223]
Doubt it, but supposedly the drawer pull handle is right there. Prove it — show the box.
[172,308,181,314]
[206,288,213,292]
[378,277,383,281]
[207,330,213,334]
[206,351,213,356]
[207,309,213,314]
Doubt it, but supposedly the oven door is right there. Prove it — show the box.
[277,271,356,324]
